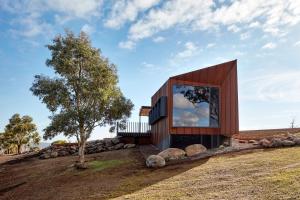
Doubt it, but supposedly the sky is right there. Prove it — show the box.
[0,0,300,142]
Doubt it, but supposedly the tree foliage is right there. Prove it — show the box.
[30,31,133,164]
[179,86,209,105]
[1,114,40,154]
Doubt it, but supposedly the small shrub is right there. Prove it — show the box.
[51,140,67,146]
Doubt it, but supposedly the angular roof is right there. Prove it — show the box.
[170,59,237,85]
[139,106,151,116]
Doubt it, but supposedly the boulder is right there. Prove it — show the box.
[158,148,186,161]
[50,151,58,158]
[97,146,105,152]
[270,138,283,147]
[248,140,257,144]
[40,153,50,159]
[124,144,136,149]
[185,144,207,157]
[58,150,69,157]
[293,138,300,145]
[259,139,272,148]
[238,140,247,144]
[113,143,124,150]
[282,140,295,147]
[146,155,166,168]
[107,146,115,151]
[223,141,230,147]
[111,137,120,145]
[103,139,113,147]
[69,149,77,155]
[286,133,297,141]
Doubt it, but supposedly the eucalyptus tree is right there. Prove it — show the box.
[2,114,40,154]
[31,31,133,166]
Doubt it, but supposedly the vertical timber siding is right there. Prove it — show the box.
[151,81,170,149]
[151,60,239,149]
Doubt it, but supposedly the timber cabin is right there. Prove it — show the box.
[117,60,239,150]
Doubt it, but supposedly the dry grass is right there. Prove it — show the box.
[114,147,300,200]
[235,131,300,141]
[1,147,300,200]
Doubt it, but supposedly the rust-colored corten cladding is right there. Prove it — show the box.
[150,60,239,149]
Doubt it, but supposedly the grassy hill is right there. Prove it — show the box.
[1,147,300,199]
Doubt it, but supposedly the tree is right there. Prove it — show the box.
[290,118,297,128]
[2,114,40,154]
[0,132,16,154]
[30,31,133,166]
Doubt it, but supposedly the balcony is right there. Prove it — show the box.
[116,122,151,137]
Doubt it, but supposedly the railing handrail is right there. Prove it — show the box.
[117,121,151,134]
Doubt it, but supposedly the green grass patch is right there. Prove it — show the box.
[89,159,128,171]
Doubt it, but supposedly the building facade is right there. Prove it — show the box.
[149,60,239,150]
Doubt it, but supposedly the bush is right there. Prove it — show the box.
[51,140,67,146]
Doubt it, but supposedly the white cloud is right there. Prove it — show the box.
[173,111,200,127]
[173,101,210,127]
[81,24,95,35]
[294,41,300,47]
[152,36,165,43]
[262,42,277,49]
[240,32,250,40]
[1,0,103,37]
[47,0,103,19]
[173,93,194,109]
[49,0,103,23]
[176,42,199,59]
[141,62,155,68]
[227,24,240,33]
[128,0,214,41]
[10,12,53,38]
[249,21,260,28]
[118,40,136,49]
[206,43,216,48]
[240,70,300,103]
[104,0,161,29]
[124,0,300,44]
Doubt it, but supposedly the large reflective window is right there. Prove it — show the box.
[173,85,219,127]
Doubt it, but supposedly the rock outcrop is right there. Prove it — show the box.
[39,138,135,159]
[258,134,300,148]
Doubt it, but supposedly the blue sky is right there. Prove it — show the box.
[1,0,300,142]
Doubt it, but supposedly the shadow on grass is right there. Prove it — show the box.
[0,148,210,200]
[100,155,210,200]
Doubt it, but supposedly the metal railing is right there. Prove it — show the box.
[116,122,151,137]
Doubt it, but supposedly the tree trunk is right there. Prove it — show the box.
[78,140,86,164]
[78,126,86,164]
[17,145,21,154]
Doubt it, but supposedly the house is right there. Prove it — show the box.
[118,60,239,150]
